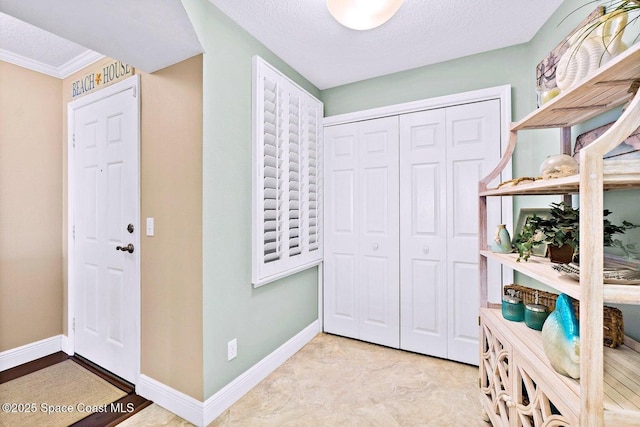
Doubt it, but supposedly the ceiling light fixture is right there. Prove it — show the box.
[327,0,405,31]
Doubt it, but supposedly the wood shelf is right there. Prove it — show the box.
[479,40,640,426]
[511,44,640,131]
[481,250,581,299]
[482,308,640,423]
[481,251,640,304]
[480,160,640,196]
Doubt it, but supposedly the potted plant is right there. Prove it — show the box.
[514,202,639,263]
[540,202,580,263]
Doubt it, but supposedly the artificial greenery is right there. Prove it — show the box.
[514,202,639,262]
[513,214,547,262]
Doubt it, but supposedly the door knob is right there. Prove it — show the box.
[116,243,134,253]
[423,246,430,254]
[372,243,379,250]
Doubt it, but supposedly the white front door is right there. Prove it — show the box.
[324,117,400,348]
[70,76,140,383]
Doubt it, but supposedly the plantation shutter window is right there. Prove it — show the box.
[262,75,283,264]
[252,56,324,287]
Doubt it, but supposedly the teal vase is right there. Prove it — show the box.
[491,224,512,253]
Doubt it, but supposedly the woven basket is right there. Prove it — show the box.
[504,284,624,348]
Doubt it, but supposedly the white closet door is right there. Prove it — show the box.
[324,98,504,360]
[323,117,400,348]
[446,100,501,365]
[324,122,360,340]
[399,109,448,357]
[357,117,399,347]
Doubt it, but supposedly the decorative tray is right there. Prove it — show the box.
[552,262,640,285]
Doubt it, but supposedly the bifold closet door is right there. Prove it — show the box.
[399,100,501,365]
[323,117,400,348]
[399,109,448,358]
[445,100,501,365]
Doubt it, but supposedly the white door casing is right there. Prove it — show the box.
[323,117,400,348]
[68,75,140,383]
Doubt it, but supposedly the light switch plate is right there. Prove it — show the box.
[146,218,154,236]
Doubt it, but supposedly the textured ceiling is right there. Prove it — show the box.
[210,0,564,89]
[0,0,203,78]
[0,13,90,68]
[0,0,563,85]
[0,12,104,77]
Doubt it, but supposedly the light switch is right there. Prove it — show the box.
[146,218,154,236]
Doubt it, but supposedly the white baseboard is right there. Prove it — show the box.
[0,335,63,371]
[202,319,320,425]
[61,335,74,356]
[136,374,204,425]
[137,320,321,427]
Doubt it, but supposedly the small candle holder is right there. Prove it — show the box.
[525,290,549,331]
[502,289,524,322]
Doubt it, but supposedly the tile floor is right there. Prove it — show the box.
[121,333,487,426]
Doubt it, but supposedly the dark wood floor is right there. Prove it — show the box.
[0,352,152,427]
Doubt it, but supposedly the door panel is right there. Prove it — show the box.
[363,256,388,324]
[324,117,399,348]
[446,100,501,365]
[324,123,360,339]
[399,109,447,357]
[358,117,399,348]
[333,254,356,319]
[409,259,439,332]
[73,80,139,383]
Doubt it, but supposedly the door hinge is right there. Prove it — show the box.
[72,225,75,240]
[72,318,76,332]
[132,86,137,98]
[478,316,481,326]
[72,134,76,148]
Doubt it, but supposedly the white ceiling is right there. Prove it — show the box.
[0,0,203,78]
[0,0,563,88]
[210,0,564,89]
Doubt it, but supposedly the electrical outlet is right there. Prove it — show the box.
[227,338,237,361]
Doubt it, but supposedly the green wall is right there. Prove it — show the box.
[182,0,640,399]
[321,0,640,340]
[182,0,320,399]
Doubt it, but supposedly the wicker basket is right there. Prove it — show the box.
[503,284,624,348]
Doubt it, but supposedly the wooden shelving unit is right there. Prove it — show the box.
[478,42,640,426]
[482,309,640,419]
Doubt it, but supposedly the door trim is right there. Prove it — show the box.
[66,75,141,383]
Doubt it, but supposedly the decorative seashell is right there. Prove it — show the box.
[541,294,580,379]
[556,11,628,91]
